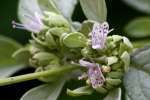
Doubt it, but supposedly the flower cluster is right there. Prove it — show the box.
[13,11,133,96]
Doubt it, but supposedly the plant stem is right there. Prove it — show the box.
[0,65,79,86]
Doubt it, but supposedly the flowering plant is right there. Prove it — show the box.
[0,0,150,100]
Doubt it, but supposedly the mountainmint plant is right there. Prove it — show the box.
[0,0,149,100]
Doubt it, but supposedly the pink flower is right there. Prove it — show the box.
[79,59,105,88]
[12,12,45,33]
[91,22,113,49]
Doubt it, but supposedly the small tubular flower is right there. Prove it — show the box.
[79,59,105,88]
[90,22,113,49]
[12,12,46,33]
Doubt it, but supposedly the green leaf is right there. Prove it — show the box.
[53,0,78,19]
[132,39,150,48]
[79,0,107,22]
[38,0,60,14]
[124,67,150,100]
[18,0,77,24]
[63,32,87,48]
[67,86,93,96]
[124,46,150,100]
[12,47,31,64]
[131,46,150,73]
[18,0,42,23]
[20,79,65,100]
[0,35,25,78]
[18,0,59,24]
[125,17,150,38]
[103,88,122,100]
[123,0,150,14]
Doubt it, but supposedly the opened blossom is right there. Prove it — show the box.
[91,22,113,49]
[12,12,46,33]
[79,59,105,88]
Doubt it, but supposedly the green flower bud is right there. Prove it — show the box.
[107,56,118,66]
[95,86,108,94]
[29,40,45,54]
[106,78,122,86]
[101,65,111,73]
[120,51,130,72]
[43,11,70,30]
[30,52,59,67]
[63,32,88,48]
[48,27,70,37]
[81,47,93,58]
[123,37,133,48]
[107,71,123,79]
[104,83,114,90]
[111,62,123,71]
[118,43,130,56]
[93,56,107,64]
[112,35,123,43]
[45,30,57,48]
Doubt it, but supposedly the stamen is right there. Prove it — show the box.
[12,12,44,33]
[12,21,26,30]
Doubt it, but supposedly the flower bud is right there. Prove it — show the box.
[95,86,108,94]
[45,30,57,48]
[112,35,123,43]
[43,11,70,31]
[107,71,123,79]
[81,47,93,58]
[107,56,118,65]
[102,65,111,73]
[106,78,121,86]
[30,52,59,67]
[120,51,130,72]
[63,32,88,48]
[92,56,107,64]
[111,62,123,71]
[104,83,113,90]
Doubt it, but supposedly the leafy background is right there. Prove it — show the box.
[0,0,150,100]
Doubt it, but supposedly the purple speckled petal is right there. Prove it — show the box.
[79,59,105,88]
[91,22,113,49]
[88,64,105,88]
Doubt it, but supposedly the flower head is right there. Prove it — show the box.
[79,59,105,88]
[12,12,46,33]
[91,22,113,49]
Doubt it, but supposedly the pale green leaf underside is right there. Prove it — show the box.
[20,79,65,100]
[80,0,107,22]
[53,0,77,19]
[124,46,150,100]
[124,67,150,100]
[18,0,77,25]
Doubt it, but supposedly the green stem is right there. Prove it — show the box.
[0,65,79,86]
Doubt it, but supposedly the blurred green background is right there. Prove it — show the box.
[0,0,148,100]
